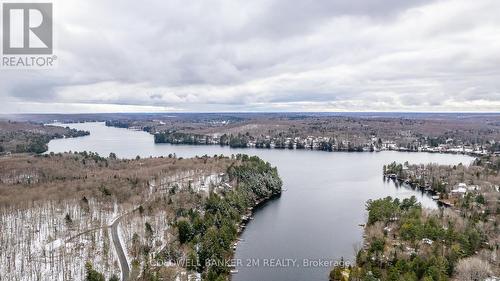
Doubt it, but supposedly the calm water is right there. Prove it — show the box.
[48,122,473,281]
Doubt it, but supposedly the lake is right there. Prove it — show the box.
[48,122,473,281]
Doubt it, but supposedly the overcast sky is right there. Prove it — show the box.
[1,0,499,113]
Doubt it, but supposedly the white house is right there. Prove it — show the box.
[466,185,480,192]
[451,186,467,198]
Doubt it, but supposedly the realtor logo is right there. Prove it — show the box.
[2,3,53,55]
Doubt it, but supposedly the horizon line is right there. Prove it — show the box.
[1,111,499,115]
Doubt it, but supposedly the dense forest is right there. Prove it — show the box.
[137,154,282,281]
[0,121,89,154]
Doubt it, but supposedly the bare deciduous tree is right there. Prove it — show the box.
[455,257,492,281]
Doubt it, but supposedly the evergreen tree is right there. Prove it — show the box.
[85,262,105,281]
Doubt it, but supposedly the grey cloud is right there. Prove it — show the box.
[1,0,499,113]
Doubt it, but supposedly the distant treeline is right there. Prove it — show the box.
[153,131,368,151]
[105,120,130,128]
[0,121,89,154]
[154,131,213,145]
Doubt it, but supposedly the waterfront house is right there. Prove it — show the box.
[451,185,467,198]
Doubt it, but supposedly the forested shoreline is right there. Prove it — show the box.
[330,156,499,281]
[0,151,282,281]
[0,121,89,154]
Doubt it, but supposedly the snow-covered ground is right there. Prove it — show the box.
[0,170,227,280]
[0,199,120,280]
